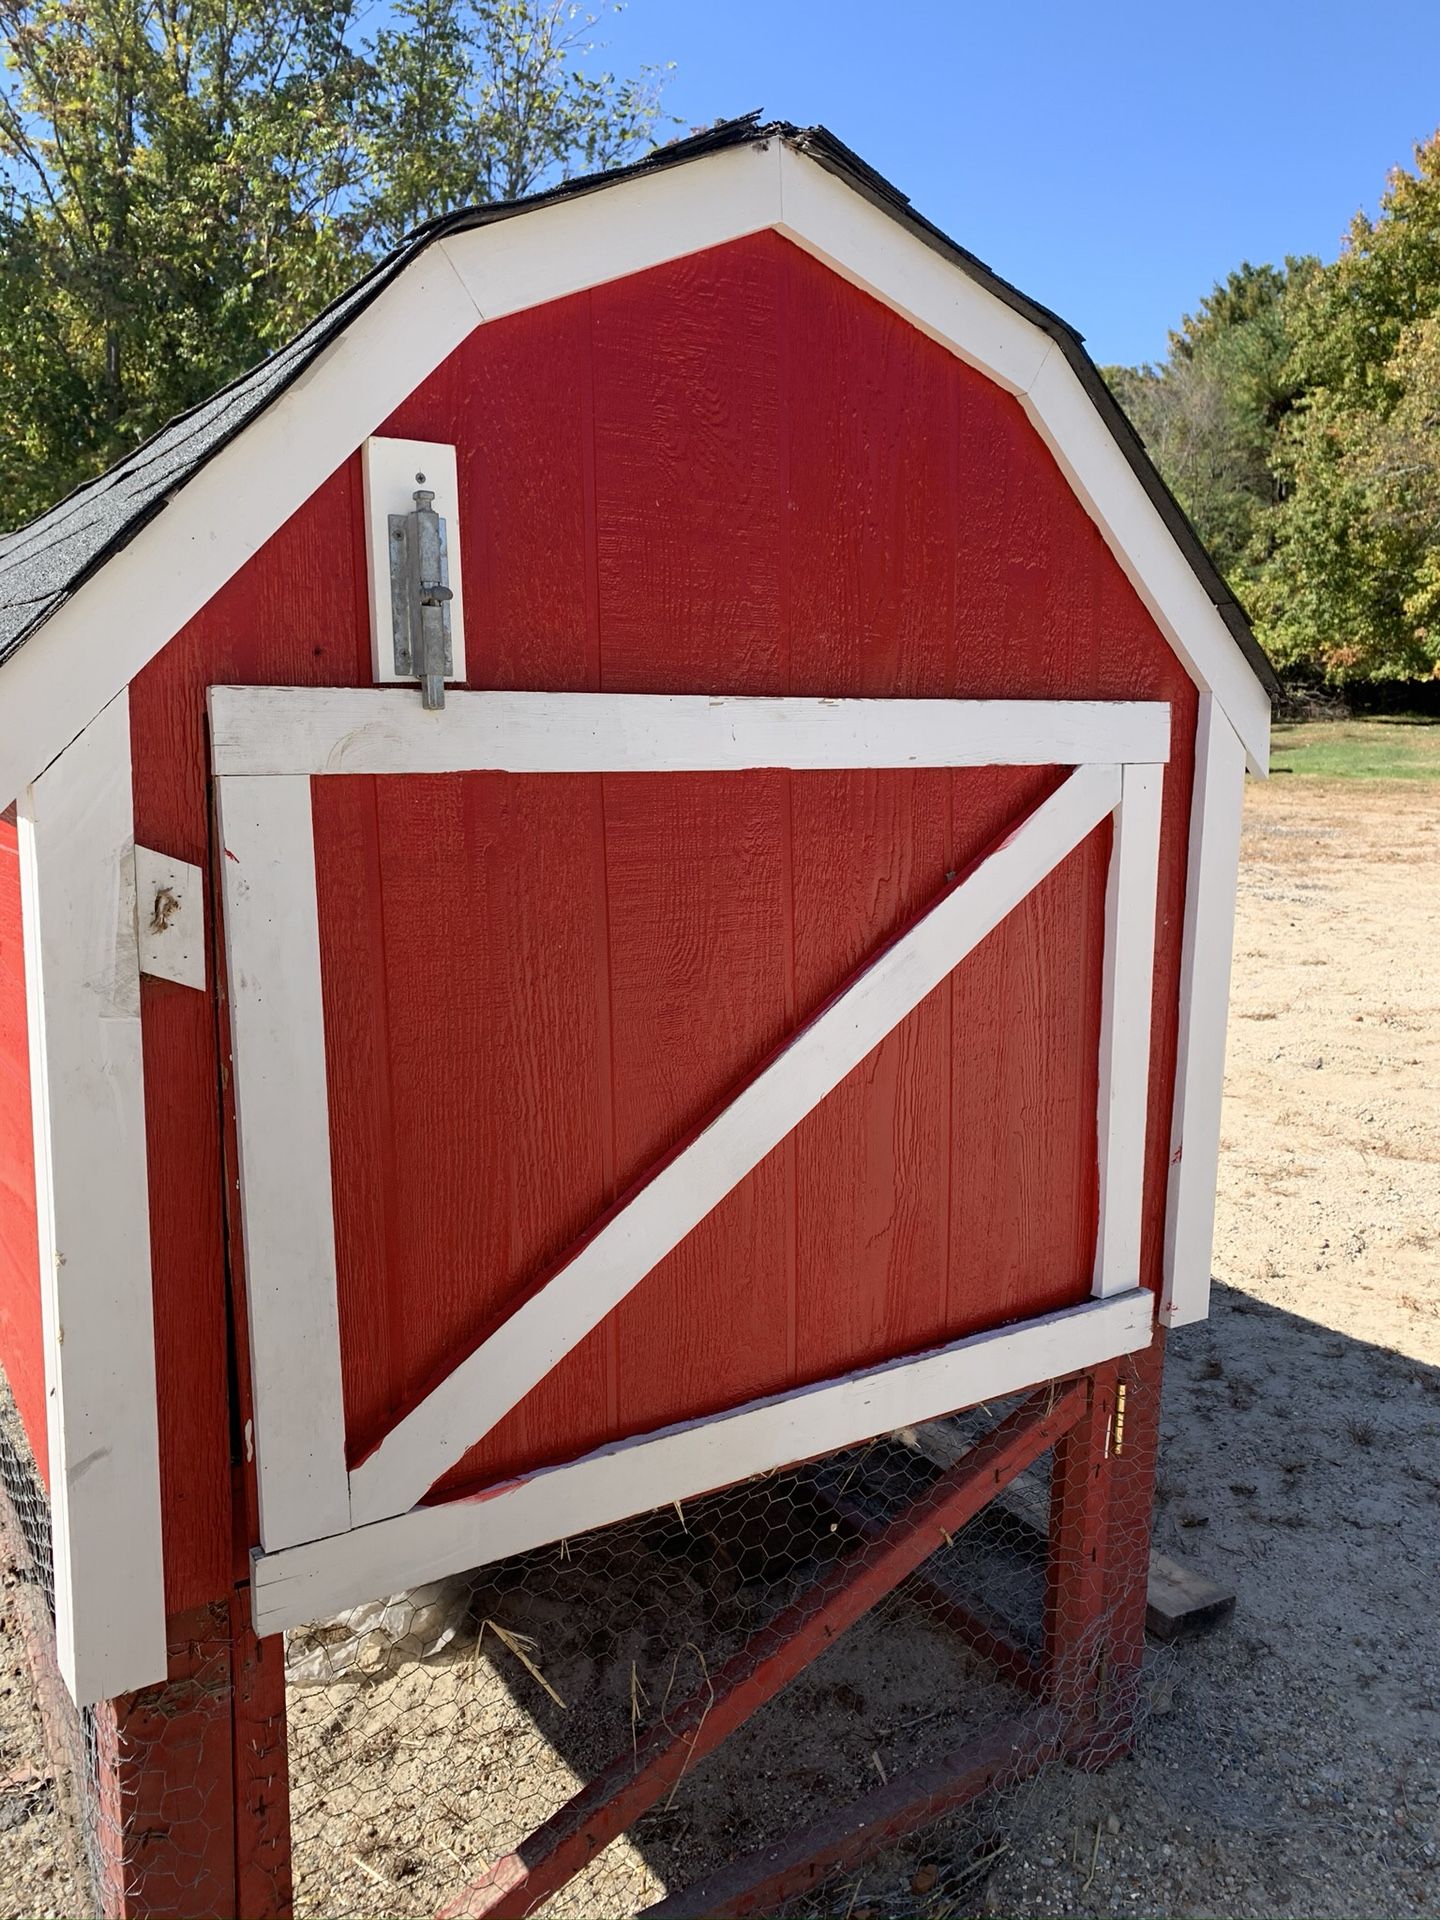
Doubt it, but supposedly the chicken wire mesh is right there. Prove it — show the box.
[0,1380,102,1912]
[0,1364,1167,1920]
[284,1374,1165,1920]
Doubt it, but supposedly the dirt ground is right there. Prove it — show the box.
[0,771,1436,1919]
[978,775,1440,1920]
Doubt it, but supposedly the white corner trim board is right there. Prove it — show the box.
[207,688,1170,779]
[252,1288,1154,1636]
[18,694,167,1706]
[1162,697,1248,1327]
[0,133,1268,811]
[347,759,1127,1526]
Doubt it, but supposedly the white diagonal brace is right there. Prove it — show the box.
[348,761,1124,1526]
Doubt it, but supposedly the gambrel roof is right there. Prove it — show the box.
[0,114,1276,803]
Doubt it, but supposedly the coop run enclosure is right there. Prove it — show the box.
[0,116,1270,1917]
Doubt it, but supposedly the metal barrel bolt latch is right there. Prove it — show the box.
[388,477,454,709]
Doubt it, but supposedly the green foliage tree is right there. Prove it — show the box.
[1108,134,1440,686]
[1262,136,1440,682]
[0,0,670,526]
[1102,260,1310,599]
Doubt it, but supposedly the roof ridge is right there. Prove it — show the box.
[0,113,1276,705]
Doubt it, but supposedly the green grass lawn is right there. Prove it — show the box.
[1269,714,1440,779]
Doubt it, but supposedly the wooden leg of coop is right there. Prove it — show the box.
[1088,1334,1166,1766]
[230,1592,294,1920]
[90,1597,292,1920]
[1043,1362,1117,1741]
[436,1379,1088,1920]
[1044,1339,1165,1767]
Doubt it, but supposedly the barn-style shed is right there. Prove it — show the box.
[0,115,1272,1917]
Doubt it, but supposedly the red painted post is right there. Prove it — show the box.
[231,1594,295,1920]
[88,1595,292,1920]
[91,1604,238,1920]
[1091,1334,1166,1765]
[1044,1343,1164,1767]
[1043,1363,1118,1744]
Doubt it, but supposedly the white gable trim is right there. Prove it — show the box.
[0,133,1268,811]
[772,150,1271,772]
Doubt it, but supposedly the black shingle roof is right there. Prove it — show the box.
[0,113,1277,697]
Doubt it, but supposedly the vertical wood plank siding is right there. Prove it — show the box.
[129,231,1195,1589]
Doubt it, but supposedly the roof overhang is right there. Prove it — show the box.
[0,130,1272,807]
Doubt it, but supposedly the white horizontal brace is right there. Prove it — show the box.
[348,760,1123,1526]
[254,1288,1153,1636]
[206,688,1171,779]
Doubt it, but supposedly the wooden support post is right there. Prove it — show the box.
[1090,1334,1167,1766]
[1044,1341,1165,1768]
[437,1381,1088,1920]
[1043,1363,1117,1739]
[231,1595,294,1920]
[88,1598,293,1920]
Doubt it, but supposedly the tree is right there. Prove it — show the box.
[1261,134,1440,682]
[0,0,671,526]
[1106,132,1440,686]
[1103,260,1309,598]
[358,0,670,247]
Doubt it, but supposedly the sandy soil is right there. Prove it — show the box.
[0,772,1436,1919]
[977,776,1440,1920]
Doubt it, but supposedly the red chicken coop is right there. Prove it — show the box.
[0,116,1271,1918]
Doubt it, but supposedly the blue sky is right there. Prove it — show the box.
[598,1,1440,368]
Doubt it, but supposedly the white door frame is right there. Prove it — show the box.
[210,687,1168,1630]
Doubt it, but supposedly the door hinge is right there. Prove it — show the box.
[388,488,453,710]
[134,846,206,989]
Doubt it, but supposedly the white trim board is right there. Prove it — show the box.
[252,1289,1154,1635]
[17,695,167,1705]
[1092,763,1163,1298]
[1162,697,1247,1327]
[215,776,351,1548]
[0,133,1269,813]
[207,688,1170,779]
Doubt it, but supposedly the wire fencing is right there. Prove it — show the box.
[0,1371,1166,1920]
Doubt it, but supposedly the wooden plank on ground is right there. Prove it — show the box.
[899,1416,1237,1642]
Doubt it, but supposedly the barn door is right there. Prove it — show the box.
[210,687,1166,1632]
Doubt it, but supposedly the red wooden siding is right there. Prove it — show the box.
[130,230,1196,1596]
[0,816,46,1484]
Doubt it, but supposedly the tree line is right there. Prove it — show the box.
[1106,135,1440,688]
[4,13,1438,690]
